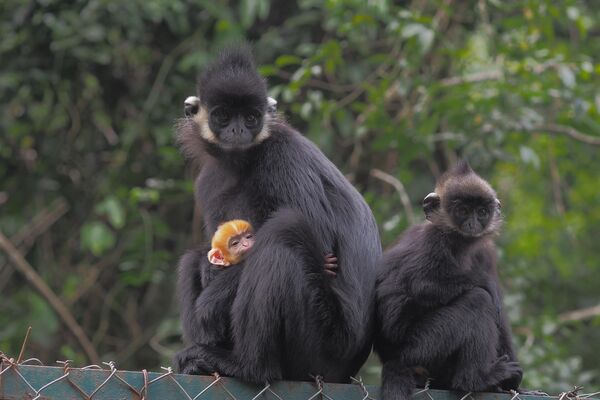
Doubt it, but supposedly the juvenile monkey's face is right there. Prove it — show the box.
[446,197,499,237]
[424,161,502,238]
[228,230,255,260]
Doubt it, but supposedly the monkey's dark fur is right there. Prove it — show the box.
[374,161,522,400]
[174,46,381,383]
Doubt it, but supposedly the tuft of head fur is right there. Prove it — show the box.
[435,161,497,204]
[198,44,267,111]
[211,220,254,263]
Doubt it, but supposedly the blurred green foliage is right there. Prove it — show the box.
[1,0,599,393]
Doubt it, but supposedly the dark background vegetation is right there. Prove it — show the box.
[1,0,599,392]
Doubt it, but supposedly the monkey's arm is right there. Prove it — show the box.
[376,269,456,345]
[396,287,497,365]
[178,249,240,346]
[376,289,413,344]
[488,280,522,389]
[491,284,519,361]
[177,249,206,342]
[497,309,522,389]
[176,249,245,375]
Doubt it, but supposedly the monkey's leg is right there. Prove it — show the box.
[381,360,416,400]
[177,249,206,341]
[449,301,520,392]
[175,249,242,376]
[229,208,346,383]
[397,287,496,366]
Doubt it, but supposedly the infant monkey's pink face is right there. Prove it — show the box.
[228,231,255,259]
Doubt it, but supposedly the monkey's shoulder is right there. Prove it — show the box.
[381,223,441,270]
[379,223,493,298]
[262,123,344,175]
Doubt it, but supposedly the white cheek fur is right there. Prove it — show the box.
[194,107,218,143]
[194,107,272,145]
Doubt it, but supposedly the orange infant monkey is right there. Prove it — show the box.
[208,219,339,274]
[208,220,255,266]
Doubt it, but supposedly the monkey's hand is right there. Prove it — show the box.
[324,253,338,277]
[490,355,523,389]
[174,345,215,375]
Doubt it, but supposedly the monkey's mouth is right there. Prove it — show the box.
[217,139,257,151]
[459,225,484,237]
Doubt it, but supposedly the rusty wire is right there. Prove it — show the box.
[0,353,380,400]
[1,352,598,400]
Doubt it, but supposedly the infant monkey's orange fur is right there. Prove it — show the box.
[208,220,255,266]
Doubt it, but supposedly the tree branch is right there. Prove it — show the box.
[0,230,100,364]
[439,70,503,86]
[532,124,600,146]
[0,198,69,292]
[439,60,562,87]
[10,198,69,250]
[559,304,600,323]
[370,168,417,225]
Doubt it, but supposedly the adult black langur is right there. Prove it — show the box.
[374,161,522,400]
[174,45,380,384]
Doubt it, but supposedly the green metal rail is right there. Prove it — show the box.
[1,360,597,400]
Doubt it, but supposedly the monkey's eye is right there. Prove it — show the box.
[477,207,489,218]
[455,206,469,218]
[212,108,231,126]
[245,233,254,239]
[244,111,261,128]
[230,240,240,247]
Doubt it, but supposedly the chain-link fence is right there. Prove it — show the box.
[1,352,599,400]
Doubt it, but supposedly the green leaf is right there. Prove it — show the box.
[275,55,302,67]
[81,221,116,256]
[95,196,126,229]
[401,23,434,53]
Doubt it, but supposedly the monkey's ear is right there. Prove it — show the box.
[495,198,501,210]
[208,248,230,266]
[423,192,440,220]
[184,96,201,117]
[267,97,277,113]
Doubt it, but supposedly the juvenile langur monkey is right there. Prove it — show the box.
[374,161,522,400]
[208,220,255,266]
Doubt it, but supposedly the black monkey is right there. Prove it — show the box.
[374,161,522,400]
[174,46,380,383]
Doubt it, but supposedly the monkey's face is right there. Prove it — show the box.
[424,162,502,238]
[208,104,265,149]
[446,197,499,237]
[227,230,255,262]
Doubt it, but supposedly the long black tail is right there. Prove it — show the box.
[381,360,416,400]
